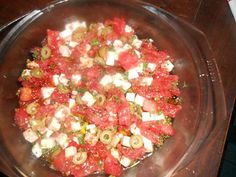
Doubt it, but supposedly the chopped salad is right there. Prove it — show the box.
[15,18,182,177]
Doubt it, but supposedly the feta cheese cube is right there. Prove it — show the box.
[132,39,142,49]
[134,94,145,106]
[113,40,123,48]
[130,123,141,135]
[128,68,139,80]
[120,156,132,167]
[142,112,151,121]
[60,29,72,39]
[73,137,79,144]
[162,60,174,72]
[59,45,71,57]
[27,61,39,69]
[113,73,123,80]
[44,129,54,138]
[150,113,165,121]
[86,44,91,51]
[111,148,120,160]
[113,79,123,87]
[121,80,131,91]
[71,74,81,84]
[54,107,68,120]
[100,75,113,86]
[59,74,69,85]
[52,75,60,86]
[140,77,153,86]
[147,63,156,72]
[56,133,68,148]
[69,98,76,108]
[81,91,96,106]
[21,69,31,78]
[126,92,136,102]
[125,25,133,33]
[121,136,131,147]
[68,41,79,47]
[106,51,118,66]
[86,124,97,134]
[71,122,81,131]
[48,118,61,131]
[41,87,55,99]
[32,143,42,158]
[65,21,86,31]
[142,137,153,152]
[65,146,77,158]
[23,129,39,143]
[41,138,56,149]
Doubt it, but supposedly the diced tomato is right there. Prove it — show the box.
[15,108,29,130]
[117,103,132,127]
[19,87,32,102]
[104,153,123,177]
[85,66,101,79]
[47,29,61,50]
[52,150,71,174]
[143,99,157,113]
[118,51,139,70]
[51,90,70,104]
[118,144,145,160]
[105,17,126,35]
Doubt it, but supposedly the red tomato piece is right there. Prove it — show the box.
[104,153,123,177]
[19,87,32,102]
[118,51,139,70]
[118,145,145,160]
[117,103,132,127]
[15,108,29,130]
[143,99,157,113]
[105,17,126,35]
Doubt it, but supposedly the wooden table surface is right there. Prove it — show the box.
[0,0,235,177]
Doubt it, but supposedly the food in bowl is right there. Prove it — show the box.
[14,18,181,177]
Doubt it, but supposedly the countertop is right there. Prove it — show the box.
[0,0,235,177]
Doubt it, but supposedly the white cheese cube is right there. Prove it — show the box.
[125,25,133,33]
[71,122,81,131]
[126,92,136,102]
[128,68,139,80]
[65,21,87,31]
[86,124,97,134]
[72,90,78,95]
[56,133,68,148]
[142,112,151,121]
[69,98,76,108]
[41,138,56,149]
[68,41,79,48]
[132,39,142,49]
[71,74,81,84]
[48,118,61,131]
[142,137,153,152]
[121,81,132,91]
[23,129,39,143]
[147,63,156,72]
[106,51,118,66]
[140,77,153,86]
[113,40,123,48]
[162,60,174,72]
[60,29,72,39]
[32,143,42,158]
[65,146,77,158]
[100,75,113,86]
[134,94,145,106]
[59,74,69,85]
[120,156,132,167]
[54,107,68,120]
[27,61,39,69]
[121,136,131,147]
[44,129,54,138]
[86,44,91,51]
[59,45,71,57]
[21,69,31,78]
[112,73,123,80]
[111,148,120,160]
[52,75,60,86]
[130,123,141,135]
[41,87,55,99]
[81,91,96,106]
[150,113,165,121]
[73,137,79,144]
[113,79,123,87]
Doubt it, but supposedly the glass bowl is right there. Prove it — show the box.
[0,0,226,177]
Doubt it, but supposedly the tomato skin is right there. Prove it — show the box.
[117,103,132,127]
[104,154,123,177]
[51,90,70,104]
[143,99,157,113]
[19,87,32,102]
[15,108,29,130]
[118,51,139,70]
[105,17,126,35]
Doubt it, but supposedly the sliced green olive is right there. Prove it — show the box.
[31,68,43,78]
[94,56,105,65]
[101,26,113,36]
[41,46,51,60]
[72,151,87,165]
[26,102,39,115]
[91,39,100,46]
[95,94,106,106]
[75,95,83,105]
[98,46,108,59]
[130,135,143,149]
[57,84,70,94]
[100,130,113,144]
[109,134,121,148]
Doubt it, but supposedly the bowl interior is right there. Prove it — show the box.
[0,0,209,176]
